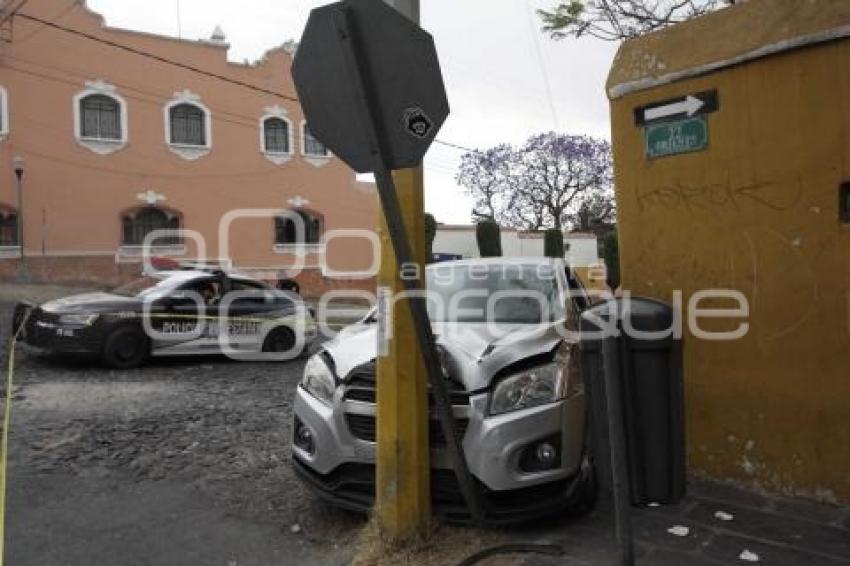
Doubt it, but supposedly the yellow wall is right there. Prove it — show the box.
[609,38,850,501]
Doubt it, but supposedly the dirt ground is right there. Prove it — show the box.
[0,299,364,565]
[0,291,510,566]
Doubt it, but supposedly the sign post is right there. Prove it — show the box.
[372,0,430,537]
[292,0,485,537]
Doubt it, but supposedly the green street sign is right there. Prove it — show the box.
[645,116,708,158]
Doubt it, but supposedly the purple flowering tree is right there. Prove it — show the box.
[456,132,614,231]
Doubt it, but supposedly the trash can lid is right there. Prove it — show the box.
[580,297,675,333]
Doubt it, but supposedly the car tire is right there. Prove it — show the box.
[571,455,598,514]
[565,423,598,515]
[102,325,150,369]
[261,327,297,357]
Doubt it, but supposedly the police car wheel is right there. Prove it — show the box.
[262,327,296,354]
[102,326,149,369]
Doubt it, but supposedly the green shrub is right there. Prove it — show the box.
[424,213,437,263]
[544,229,565,258]
[602,230,620,288]
[476,220,502,257]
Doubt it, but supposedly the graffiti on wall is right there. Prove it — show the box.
[636,178,803,213]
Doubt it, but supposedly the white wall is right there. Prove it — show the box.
[433,228,599,267]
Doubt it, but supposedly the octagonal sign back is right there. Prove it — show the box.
[292,0,450,173]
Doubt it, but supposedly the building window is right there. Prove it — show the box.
[0,85,9,140]
[73,81,128,154]
[264,117,290,153]
[164,90,211,160]
[275,210,322,245]
[302,122,330,158]
[80,94,121,140]
[258,105,293,165]
[169,103,206,146]
[121,206,181,246]
[0,207,17,246]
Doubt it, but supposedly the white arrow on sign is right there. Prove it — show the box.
[644,95,704,122]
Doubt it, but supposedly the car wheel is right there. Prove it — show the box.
[565,423,598,515]
[573,454,598,513]
[261,327,296,356]
[102,325,149,369]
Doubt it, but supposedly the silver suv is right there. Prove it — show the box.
[291,258,596,523]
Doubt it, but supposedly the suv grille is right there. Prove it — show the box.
[342,360,471,406]
[342,359,472,447]
[345,414,470,447]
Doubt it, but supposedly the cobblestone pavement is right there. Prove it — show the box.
[1,301,361,566]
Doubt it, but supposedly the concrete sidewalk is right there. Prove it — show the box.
[501,479,850,565]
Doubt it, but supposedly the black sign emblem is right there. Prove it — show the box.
[403,107,433,139]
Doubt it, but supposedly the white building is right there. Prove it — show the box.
[433,225,599,267]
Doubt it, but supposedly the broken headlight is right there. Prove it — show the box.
[489,362,568,416]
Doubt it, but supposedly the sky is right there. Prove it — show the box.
[87,0,619,224]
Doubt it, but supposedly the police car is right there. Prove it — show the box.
[12,268,317,368]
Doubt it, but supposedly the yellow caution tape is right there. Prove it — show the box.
[0,310,315,565]
[0,312,30,566]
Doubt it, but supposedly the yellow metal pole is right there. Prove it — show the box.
[374,0,430,542]
[375,163,430,539]
[375,3,428,538]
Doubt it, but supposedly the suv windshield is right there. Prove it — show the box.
[426,263,563,323]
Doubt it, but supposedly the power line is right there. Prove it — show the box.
[6,0,73,44]
[11,55,479,159]
[4,61,269,133]
[524,0,560,130]
[0,0,28,26]
[175,0,182,39]
[433,139,474,152]
[15,12,300,102]
[11,11,478,157]
[8,60,461,185]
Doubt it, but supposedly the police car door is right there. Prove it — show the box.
[220,279,291,353]
[151,276,222,355]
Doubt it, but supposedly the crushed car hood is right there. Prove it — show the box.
[323,321,566,391]
[40,292,141,313]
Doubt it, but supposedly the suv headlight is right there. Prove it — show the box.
[301,354,335,405]
[489,362,568,416]
[58,313,99,326]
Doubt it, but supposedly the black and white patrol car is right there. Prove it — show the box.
[12,269,317,368]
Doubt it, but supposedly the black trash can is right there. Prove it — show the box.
[580,297,685,506]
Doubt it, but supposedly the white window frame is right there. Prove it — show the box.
[300,120,332,167]
[259,105,294,165]
[163,89,212,161]
[73,80,128,155]
[117,204,186,259]
[0,85,8,142]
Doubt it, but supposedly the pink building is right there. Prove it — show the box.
[0,0,378,295]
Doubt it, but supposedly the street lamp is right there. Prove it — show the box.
[12,155,24,267]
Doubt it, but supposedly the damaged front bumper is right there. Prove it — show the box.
[291,381,587,523]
